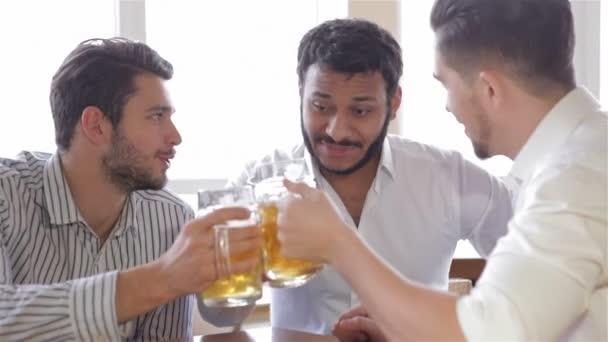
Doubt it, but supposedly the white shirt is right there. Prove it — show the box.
[457,87,608,341]
[233,135,513,334]
[0,152,195,341]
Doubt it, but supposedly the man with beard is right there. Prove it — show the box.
[277,0,606,340]
[227,18,513,335]
[0,38,262,341]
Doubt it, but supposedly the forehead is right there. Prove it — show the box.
[127,73,173,107]
[302,64,387,100]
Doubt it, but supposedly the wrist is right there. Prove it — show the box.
[326,223,358,265]
[115,262,176,322]
[143,260,181,302]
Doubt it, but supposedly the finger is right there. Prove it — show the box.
[332,321,369,342]
[227,237,264,256]
[227,225,262,242]
[229,256,261,275]
[283,178,316,198]
[193,207,252,231]
[339,305,369,320]
[347,317,385,342]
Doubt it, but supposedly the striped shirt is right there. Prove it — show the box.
[0,151,195,341]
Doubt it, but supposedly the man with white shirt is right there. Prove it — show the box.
[223,18,512,335]
[0,38,261,341]
[276,0,606,341]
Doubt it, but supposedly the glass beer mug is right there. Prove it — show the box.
[248,158,323,288]
[197,186,263,307]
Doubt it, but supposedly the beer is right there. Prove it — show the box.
[202,247,262,307]
[259,202,322,288]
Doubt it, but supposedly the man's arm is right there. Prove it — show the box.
[279,158,605,341]
[452,155,513,257]
[0,239,129,341]
[0,206,261,341]
[330,229,465,341]
[278,181,466,341]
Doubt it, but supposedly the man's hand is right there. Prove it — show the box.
[277,179,353,264]
[156,207,263,297]
[333,306,388,342]
[116,207,262,322]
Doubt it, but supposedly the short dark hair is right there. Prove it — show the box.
[50,37,173,151]
[297,18,403,98]
[430,0,575,91]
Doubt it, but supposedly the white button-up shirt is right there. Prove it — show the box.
[457,87,607,341]
[232,135,513,334]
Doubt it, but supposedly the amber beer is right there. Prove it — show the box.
[197,187,263,307]
[258,201,323,288]
[202,243,262,307]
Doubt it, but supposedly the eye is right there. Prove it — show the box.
[150,112,163,122]
[352,107,371,116]
[312,101,326,111]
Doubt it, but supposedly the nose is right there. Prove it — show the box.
[325,113,351,142]
[445,105,451,113]
[166,120,182,146]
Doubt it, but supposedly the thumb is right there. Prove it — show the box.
[283,178,316,198]
[355,317,386,342]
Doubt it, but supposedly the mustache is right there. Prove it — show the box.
[313,134,363,148]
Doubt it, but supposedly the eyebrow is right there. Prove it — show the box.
[352,96,377,103]
[312,92,377,103]
[146,105,175,114]
[311,91,331,99]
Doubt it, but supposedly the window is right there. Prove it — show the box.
[146,0,347,181]
[602,0,608,105]
[399,1,513,178]
[0,1,117,157]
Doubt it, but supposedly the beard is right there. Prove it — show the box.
[301,108,391,176]
[470,105,492,160]
[102,129,167,193]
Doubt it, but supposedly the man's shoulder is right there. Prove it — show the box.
[540,110,607,176]
[0,151,50,188]
[132,188,194,215]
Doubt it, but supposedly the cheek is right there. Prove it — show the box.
[302,111,323,135]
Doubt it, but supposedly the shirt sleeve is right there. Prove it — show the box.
[452,154,513,257]
[456,161,606,340]
[0,265,127,341]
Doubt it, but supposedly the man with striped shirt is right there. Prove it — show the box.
[0,38,261,341]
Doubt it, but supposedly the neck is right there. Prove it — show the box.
[60,150,127,242]
[498,86,572,159]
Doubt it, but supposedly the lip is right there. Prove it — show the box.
[317,142,359,158]
[157,154,174,169]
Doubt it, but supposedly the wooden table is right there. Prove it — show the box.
[198,327,338,342]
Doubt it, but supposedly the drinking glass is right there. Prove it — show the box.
[197,186,263,307]
[248,158,323,288]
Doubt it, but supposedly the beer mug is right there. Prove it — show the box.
[248,158,323,288]
[197,186,263,307]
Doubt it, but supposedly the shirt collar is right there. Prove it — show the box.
[43,153,139,234]
[113,194,140,236]
[508,87,601,186]
[301,136,395,191]
[43,154,82,225]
